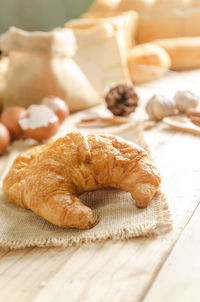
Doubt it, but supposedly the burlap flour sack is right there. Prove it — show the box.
[0,27,100,112]
[0,118,171,250]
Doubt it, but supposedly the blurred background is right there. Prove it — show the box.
[0,0,95,33]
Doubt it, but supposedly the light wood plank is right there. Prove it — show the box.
[0,78,200,302]
[143,201,200,302]
[0,246,79,302]
[0,124,198,302]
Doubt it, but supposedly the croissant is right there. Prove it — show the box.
[3,132,161,229]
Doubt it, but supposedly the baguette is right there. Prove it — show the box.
[118,1,200,43]
[153,37,200,70]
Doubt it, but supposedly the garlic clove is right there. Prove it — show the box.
[1,106,27,139]
[19,105,59,141]
[0,122,10,155]
[146,94,178,121]
[174,90,200,113]
[41,96,70,124]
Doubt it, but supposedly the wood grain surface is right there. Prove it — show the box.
[0,71,200,302]
[144,202,200,302]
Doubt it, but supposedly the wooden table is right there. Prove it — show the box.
[0,71,200,302]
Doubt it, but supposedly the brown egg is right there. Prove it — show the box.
[0,123,10,155]
[19,105,59,141]
[1,106,27,139]
[41,96,69,124]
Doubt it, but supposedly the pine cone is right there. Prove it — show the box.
[105,84,139,116]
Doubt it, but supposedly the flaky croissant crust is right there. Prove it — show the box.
[3,132,161,229]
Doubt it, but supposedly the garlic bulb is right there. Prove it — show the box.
[174,90,200,113]
[146,94,178,121]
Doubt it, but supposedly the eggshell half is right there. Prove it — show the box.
[41,96,70,124]
[19,105,59,141]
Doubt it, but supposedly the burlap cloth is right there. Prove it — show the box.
[0,119,172,250]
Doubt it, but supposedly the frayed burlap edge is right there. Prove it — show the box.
[0,119,172,250]
[0,191,172,250]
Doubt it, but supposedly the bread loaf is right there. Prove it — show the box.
[127,43,171,83]
[88,0,121,13]
[153,37,200,70]
[118,0,200,43]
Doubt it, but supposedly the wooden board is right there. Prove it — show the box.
[0,120,200,302]
[0,71,200,302]
[144,202,200,302]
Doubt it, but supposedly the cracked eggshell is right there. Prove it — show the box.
[0,122,10,154]
[146,94,178,121]
[19,105,59,141]
[41,96,70,124]
[1,106,27,139]
[174,90,200,113]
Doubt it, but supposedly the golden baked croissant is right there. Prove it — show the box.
[3,132,161,229]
